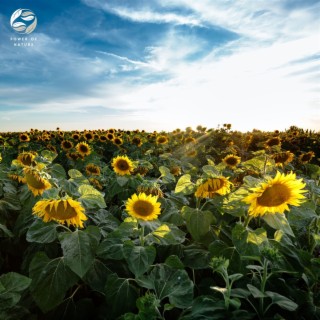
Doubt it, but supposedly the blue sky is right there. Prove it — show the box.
[0,0,319,132]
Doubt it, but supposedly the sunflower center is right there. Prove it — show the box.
[226,157,238,166]
[117,160,129,171]
[257,184,290,207]
[46,201,77,219]
[80,145,89,152]
[132,200,154,216]
[19,154,34,166]
[25,172,46,189]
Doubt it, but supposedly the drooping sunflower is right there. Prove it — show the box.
[85,163,101,176]
[222,154,241,169]
[61,140,74,151]
[32,198,87,228]
[76,142,91,156]
[299,151,315,164]
[242,171,307,217]
[23,167,51,196]
[16,152,37,166]
[112,155,134,176]
[272,151,294,167]
[125,192,161,221]
[195,177,232,198]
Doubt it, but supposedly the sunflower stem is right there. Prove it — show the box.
[140,224,145,246]
[56,224,72,232]
[243,215,252,228]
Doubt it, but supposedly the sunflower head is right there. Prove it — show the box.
[19,133,30,142]
[23,167,51,196]
[113,137,123,146]
[61,140,74,151]
[16,152,37,167]
[85,163,101,176]
[272,151,294,167]
[83,132,94,141]
[131,136,143,147]
[156,135,169,145]
[222,154,241,169]
[112,155,134,176]
[170,166,182,176]
[265,137,281,148]
[125,192,161,221]
[99,135,107,142]
[76,142,91,156]
[89,178,103,190]
[299,151,315,164]
[137,182,164,198]
[195,177,232,198]
[32,198,87,228]
[242,171,307,217]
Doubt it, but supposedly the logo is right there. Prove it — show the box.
[10,9,37,34]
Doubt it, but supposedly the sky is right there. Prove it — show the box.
[0,0,319,133]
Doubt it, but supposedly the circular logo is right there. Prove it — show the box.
[10,9,37,34]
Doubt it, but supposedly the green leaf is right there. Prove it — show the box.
[265,291,298,311]
[145,223,185,245]
[79,194,106,209]
[58,229,97,278]
[50,163,66,179]
[182,246,211,269]
[247,284,266,298]
[136,264,194,308]
[105,273,138,317]
[182,206,214,241]
[0,224,13,238]
[41,150,57,162]
[202,165,220,176]
[123,243,156,277]
[83,259,111,293]
[175,174,195,195]
[116,176,129,187]
[26,219,58,243]
[0,272,31,310]
[97,237,124,260]
[263,213,294,237]
[165,255,184,270]
[159,166,175,184]
[68,169,89,185]
[29,252,78,312]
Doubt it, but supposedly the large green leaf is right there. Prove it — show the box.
[136,264,194,308]
[49,163,66,179]
[263,213,294,237]
[123,242,156,277]
[29,252,78,312]
[58,228,99,278]
[105,273,138,317]
[26,219,58,243]
[175,174,195,195]
[0,272,31,310]
[96,237,124,260]
[182,206,215,241]
[159,166,175,184]
[144,223,185,245]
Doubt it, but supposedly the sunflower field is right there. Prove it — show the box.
[0,125,319,320]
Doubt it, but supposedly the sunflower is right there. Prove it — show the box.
[156,135,168,144]
[131,136,142,147]
[137,182,164,198]
[113,137,123,146]
[85,163,101,176]
[19,133,30,142]
[16,152,36,166]
[125,193,161,221]
[299,151,315,164]
[83,132,94,141]
[32,198,87,228]
[89,178,103,190]
[72,133,80,140]
[222,154,241,169]
[170,166,182,176]
[76,142,91,156]
[23,167,51,196]
[242,171,307,217]
[265,137,281,148]
[61,140,74,151]
[107,133,114,141]
[99,135,107,142]
[8,173,25,183]
[184,136,196,144]
[272,151,294,167]
[195,177,232,198]
[186,149,197,157]
[112,155,134,176]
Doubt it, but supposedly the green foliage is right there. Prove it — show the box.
[0,126,319,319]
